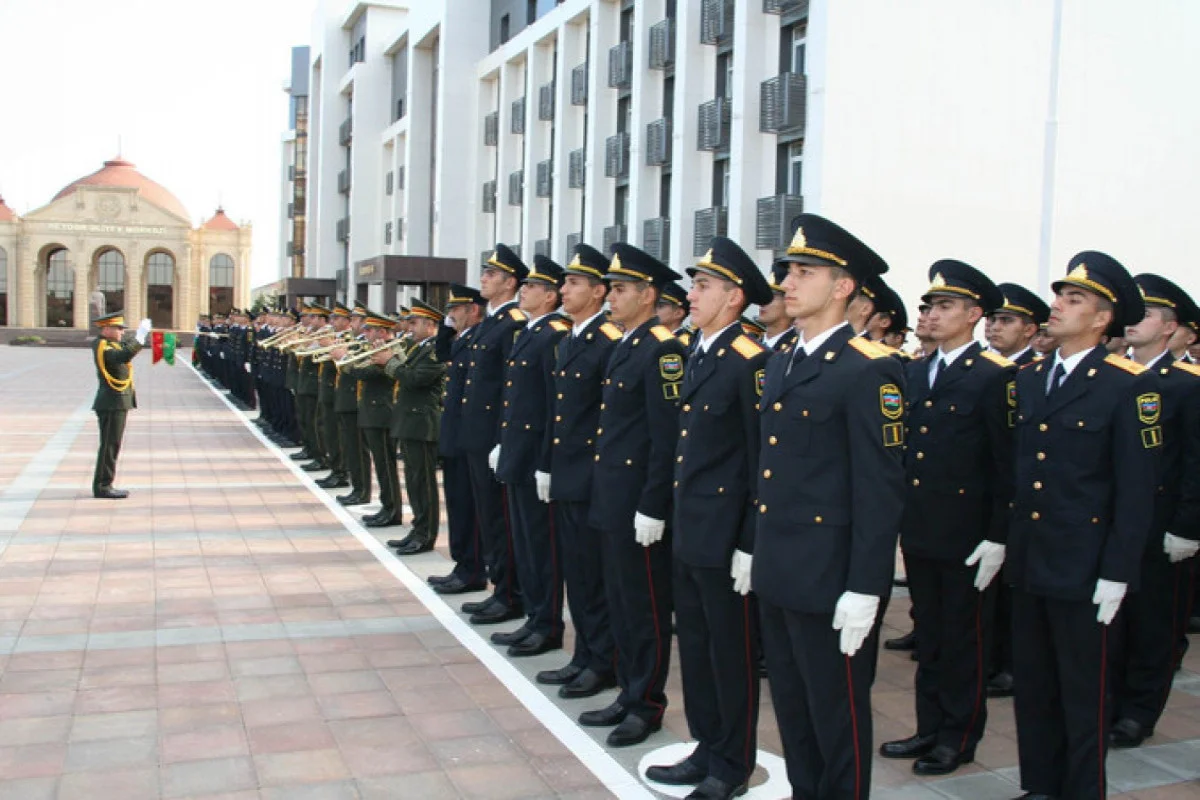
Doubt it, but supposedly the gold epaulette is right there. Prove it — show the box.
[677,331,692,347]
[731,334,766,360]
[847,337,889,359]
[508,308,528,322]
[600,322,622,341]
[979,350,1016,368]
[549,319,570,333]
[649,325,673,343]
[1172,360,1200,377]
[1105,353,1148,375]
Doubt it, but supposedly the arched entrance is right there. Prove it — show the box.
[209,253,234,316]
[146,250,175,329]
[45,247,73,328]
[94,247,125,319]
[0,246,8,326]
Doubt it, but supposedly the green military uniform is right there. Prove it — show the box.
[317,359,344,478]
[344,313,402,526]
[91,312,144,498]
[335,332,372,503]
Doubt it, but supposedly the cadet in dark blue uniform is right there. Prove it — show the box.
[429,285,487,594]
[461,246,528,624]
[580,244,685,748]
[491,256,572,656]
[1007,252,1160,799]
[760,264,798,352]
[881,261,1015,776]
[867,280,909,352]
[656,281,693,349]
[644,238,771,800]
[535,245,622,698]
[753,215,905,799]
[1109,274,1200,749]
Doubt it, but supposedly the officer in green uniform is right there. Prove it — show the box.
[375,299,448,554]
[342,312,403,527]
[91,311,151,499]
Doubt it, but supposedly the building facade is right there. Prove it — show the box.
[280,46,312,281]
[0,158,252,329]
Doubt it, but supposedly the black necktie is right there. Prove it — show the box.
[1047,363,1066,396]
[931,357,946,389]
[786,347,807,376]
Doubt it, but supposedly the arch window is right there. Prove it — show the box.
[96,249,125,316]
[46,248,74,327]
[0,246,7,326]
[209,254,234,316]
[146,251,175,328]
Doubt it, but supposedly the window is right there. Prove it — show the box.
[96,248,125,315]
[209,254,234,316]
[663,76,675,120]
[615,185,628,226]
[527,0,537,24]
[712,159,731,207]
[499,14,510,44]
[620,8,633,42]
[788,142,803,195]
[792,24,807,74]
[45,248,73,327]
[660,173,672,217]
[0,246,7,326]
[147,252,174,286]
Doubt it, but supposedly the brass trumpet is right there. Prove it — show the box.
[335,339,408,369]
[312,340,365,362]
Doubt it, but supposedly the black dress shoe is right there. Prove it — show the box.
[1110,717,1152,748]
[490,626,532,646]
[433,576,488,595]
[884,630,918,651]
[362,508,392,523]
[93,488,130,499]
[558,668,617,699]
[880,733,937,759]
[387,535,416,549]
[315,474,349,488]
[290,450,312,460]
[427,572,455,585]
[301,461,328,472]
[913,744,973,775]
[607,715,660,747]
[987,671,1015,698]
[1188,616,1200,634]
[1015,794,1057,799]
[462,597,499,613]
[337,492,368,506]
[579,701,627,727]
[536,664,583,686]
[893,577,909,588]
[396,539,434,556]
[508,633,562,657]
[469,604,523,625]
[686,777,748,799]
[364,515,402,528]
[645,757,707,786]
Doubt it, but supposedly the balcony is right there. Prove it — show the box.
[484,111,499,146]
[385,171,394,196]
[568,148,586,189]
[605,132,630,179]
[396,217,405,242]
[536,159,553,198]
[538,82,555,121]
[646,118,671,166]
[482,180,496,214]
[511,96,526,135]
[396,166,405,190]
[701,0,734,45]
[534,239,551,258]
[608,41,632,89]
[336,217,350,243]
[571,62,588,105]
[756,194,805,251]
[339,118,352,146]
[697,97,732,151]
[649,18,675,70]
[763,0,810,14]
[760,73,807,134]
[602,224,627,255]
[337,169,351,194]
[643,217,670,263]
[508,169,524,206]
[693,206,728,256]
[385,221,393,245]
[566,231,583,254]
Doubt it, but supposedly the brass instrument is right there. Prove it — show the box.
[258,326,300,346]
[334,338,408,369]
[276,326,335,352]
[312,339,365,363]
[297,332,355,359]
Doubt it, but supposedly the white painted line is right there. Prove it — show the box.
[184,360,655,799]
[0,398,93,532]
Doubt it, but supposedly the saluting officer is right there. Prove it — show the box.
[754,215,905,798]
[428,285,487,595]
[760,263,798,352]
[881,261,1015,776]
[1007,253,1160,799]
[1108,274,1200,748]
[656,281,693,348]
[579,243,685,749]
[461,245,529,625]
[644,238,771,799]
[491,256,572,657]
[91,311,152,499]
[535,245,622,697]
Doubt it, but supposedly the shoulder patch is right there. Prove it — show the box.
[649,325,674,343]
[549,319,571,333]
[677,331,692,347]
[979,350,1015,368]
[508,308,528,323]
[847,337,888,360]
[1104,353,1147,375]
[1172,360,1200,378]
[731,334,766,360]
[599,322,623,341]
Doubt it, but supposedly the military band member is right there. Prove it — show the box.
[881,261,1015,776]
[645,238,770,799]
[1108,274,1200,748]
[91,312,151,499]
[754,215,905,798]
[296,305,329,472]
[1007,253,1160,799]
[342,312,403,528]
[462,245,529,624]
[535,245,621,696]
[657,282,692,348]
[315,304,352,490]
[761,264,798,352]
[334,304,372,505]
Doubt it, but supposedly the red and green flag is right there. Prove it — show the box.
[151,331,177,365]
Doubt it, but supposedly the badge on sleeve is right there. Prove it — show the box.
[1137,393,1161,425]
[755,369,765,397]
[880,384,903,420]
[659,354,684,382]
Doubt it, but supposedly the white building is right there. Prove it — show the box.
[294,0,1200,314]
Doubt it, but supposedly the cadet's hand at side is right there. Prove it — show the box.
[832,591,879,657]
[488,445,501,473]
[964,541,1006,591]
[633,512,664,547]
[1092,579,1127,625]
[534,471,551,503]
[1164,533,1199,564]
[730,550,752,596]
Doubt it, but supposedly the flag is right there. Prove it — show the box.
[151,331,164,364]
[163,332,177,366]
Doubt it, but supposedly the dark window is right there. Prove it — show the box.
[716,52,733,99]
[660,173,672,217]
[500,14,510,44]
[96,248,125,315]
[663,76,675,120]
[209,254,234,316]
[45,248,73,327]
[620,8,633,43]
[615,185,628,226]
[147,252,175,329]
[617,96,631,133]
[527,0,537,24]
[0,245,7,326]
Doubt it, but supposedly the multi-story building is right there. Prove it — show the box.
[280,46,311,281]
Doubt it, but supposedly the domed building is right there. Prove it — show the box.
[0,157,252,329]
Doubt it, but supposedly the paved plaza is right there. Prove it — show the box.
[0,345,1197,799]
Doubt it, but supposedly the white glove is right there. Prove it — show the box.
[964,541,1006,591]
[535,471,551,503]
[730,550,753,596]
[488,445,501,472]
[219,351,226,359]
[135,318,152,345]
[243,362,252,373]
[1092,579,1127,625]
[633,512,665,547]
[1164,533,1200,564]
[832,591,880,658]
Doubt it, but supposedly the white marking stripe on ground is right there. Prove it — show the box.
[0,398,93,532]
[185,360,655,800]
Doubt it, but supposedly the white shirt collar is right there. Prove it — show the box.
[1006,345,1032,363]
[487,298,516,318]
[572,309,605,336]
[524,312,548,330]
[1052,347,1092,379]
[762,329,789,349]
[934,340,976,368]
[698,321,739,354]
[799,322,849,356]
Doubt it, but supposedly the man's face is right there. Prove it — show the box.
[686,274,739,331]
[606,280,649,327]
[100,325,123,341]
[925,296,981,344]
[914,305,932,341]
[1048,287,1111,342]
[758,292,789,327]
[411,318,436,340]
[1032,328,1057,354]
[332,317,349,332]
[561,275,604,318]
[350,316,364,333]
[1169,324,1198,355]
[987,312,1035,354]
[846,293,875,329]
[1125,306,1175,349]
[479,267,513,301]
[866,311,892,340]
[519,281,557,315]
[1190,341,1200,361]
[782,263,848,321]
[883,329,907,350]
[655,301,686,330]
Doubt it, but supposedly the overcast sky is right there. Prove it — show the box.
[0,0,318,287]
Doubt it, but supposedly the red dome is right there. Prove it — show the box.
[202,207,239,231]
[0,196,14,222]
[53,158,190,221]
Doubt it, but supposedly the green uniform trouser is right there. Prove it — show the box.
[401,439,439,547]
[339,412,371,500]
[363,427,401,516]
[296,394,320,461]
[93,410,128,493]
[321,399,342,473]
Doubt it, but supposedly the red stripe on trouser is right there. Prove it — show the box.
[500,490,515,605]
[742,596,753,768]
[845,654,862,800]
[642,548,664,716]
[548,502,561,637]
[959,594,985,753]
[1098,625,1108,800]
[1165,564,1181,710]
